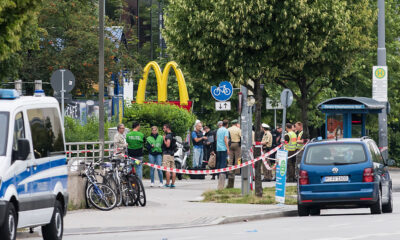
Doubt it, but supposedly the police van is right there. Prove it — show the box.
[0,89,68,240]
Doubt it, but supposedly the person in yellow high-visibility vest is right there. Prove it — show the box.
[284,123,297,182]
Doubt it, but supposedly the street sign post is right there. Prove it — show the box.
[275,149,288,204]
[280,89,294,143]
[215,101,231,111]
[51,69,75,124]
[266,98,283,128]
[240,85,251,196]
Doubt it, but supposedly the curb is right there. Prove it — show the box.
[63,208,297,236]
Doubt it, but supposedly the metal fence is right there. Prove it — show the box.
[66,141,114,162]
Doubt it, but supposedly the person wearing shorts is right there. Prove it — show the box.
[162,124,176,188]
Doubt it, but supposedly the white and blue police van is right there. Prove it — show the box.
[0,89,68,240]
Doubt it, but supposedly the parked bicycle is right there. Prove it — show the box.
[81,161,118,211]
[102,156,140,206]
[125,156,147,207]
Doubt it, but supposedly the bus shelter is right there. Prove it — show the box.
[317,97,385,139]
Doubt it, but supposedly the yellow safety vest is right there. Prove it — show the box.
[297,131,304,150]
[285,131,297,151]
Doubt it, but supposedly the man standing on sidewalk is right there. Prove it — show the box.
[113,123,127,153]
[284,123,297,182]
[162,123,177,188]
[126,122,145,180]
[261,123,273,181]
[227,119,241,187]
[192,121,206,168]
[216,120,230,178]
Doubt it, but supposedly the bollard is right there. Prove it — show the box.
[217,173,226,190]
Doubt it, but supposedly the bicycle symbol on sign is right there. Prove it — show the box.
[213,85,231,96]
[211,81,233,101]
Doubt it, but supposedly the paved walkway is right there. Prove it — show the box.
[63,176,296,235]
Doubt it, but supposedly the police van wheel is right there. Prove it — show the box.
[42,201,63,240]
[0,203,17,240]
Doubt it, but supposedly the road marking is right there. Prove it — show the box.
[316,232,400,240]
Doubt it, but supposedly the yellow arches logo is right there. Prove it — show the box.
[136,61,189,106]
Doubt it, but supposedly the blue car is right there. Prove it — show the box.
[297,137,393,216]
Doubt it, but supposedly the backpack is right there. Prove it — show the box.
[171,132,178,152]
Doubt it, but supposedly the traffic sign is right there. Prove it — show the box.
[50,69,75,92]
[372,66,388,102]
[215,101,231,111]
[280,89,293,108]
[266,98,283,110]
[211,81,233,101]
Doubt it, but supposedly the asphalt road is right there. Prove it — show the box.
[37,192,399,240]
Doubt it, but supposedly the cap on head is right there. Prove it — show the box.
[217,121,223,126]
[262,123,270,129]
[231,119,238,124]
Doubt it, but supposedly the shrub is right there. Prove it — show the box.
[123,103,196,138]
[64,116,115,142]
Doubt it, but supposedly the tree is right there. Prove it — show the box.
[0,0,42,61]
[0,0,139,97]
[164,0,373,196]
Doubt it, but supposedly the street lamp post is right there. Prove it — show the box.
[99,0,105,158]
[377,0,388,160]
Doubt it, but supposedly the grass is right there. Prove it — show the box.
[202,186,298,205]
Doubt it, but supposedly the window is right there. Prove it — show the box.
[0,112,9,156]
[12,112,26,160]
[305,143,366,165]
[27,108,64,158]
[369,141,384,164]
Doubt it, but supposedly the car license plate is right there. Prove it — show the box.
[324,176,349,182]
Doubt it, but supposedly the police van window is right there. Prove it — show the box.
[27,108,65,158]
[0,112,9,156]
[12,112,26,154]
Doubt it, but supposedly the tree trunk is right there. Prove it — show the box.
[254,78,263,198]
[299,97,309,139]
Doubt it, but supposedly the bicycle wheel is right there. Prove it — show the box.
[103,175,122,207]
[129,175,146,207]
[213,88,221,96]
[121,178,138,206]
[87,183,117,211]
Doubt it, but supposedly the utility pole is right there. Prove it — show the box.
[240,85,251,196]
[377,0,388,160]
[99,0,105,158]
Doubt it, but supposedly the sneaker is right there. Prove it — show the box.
[170,184,176,188]
[150,182,154,187]
[159,183,164,188]
[164,184,170,188]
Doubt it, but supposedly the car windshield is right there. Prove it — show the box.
[305,143,366,165]
[0,112,9,156]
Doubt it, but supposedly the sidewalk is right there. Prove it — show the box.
[63,176,297,235]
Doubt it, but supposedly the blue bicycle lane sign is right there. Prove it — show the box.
[211,81,233,101]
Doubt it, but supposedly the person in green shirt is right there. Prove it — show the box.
[146,126,164,187]
[126,121,145,179]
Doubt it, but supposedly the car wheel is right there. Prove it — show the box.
[370,189,382,214]
[0,203,17,240]
[42,200,63,240]
[310,208,321,216]
[297,204,310,217]
[382,187,393,213]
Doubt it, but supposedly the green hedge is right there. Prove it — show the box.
[64,116,115,142]
[123,103,196,137]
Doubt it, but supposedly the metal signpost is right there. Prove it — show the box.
[211,81,233,111]
[240,85,251,195]
[266,98,283,129]
[51,69,75,124]
[280,89,294,142]
[377,0,388,160]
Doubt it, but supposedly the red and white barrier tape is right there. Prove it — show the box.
[140,145,283,175]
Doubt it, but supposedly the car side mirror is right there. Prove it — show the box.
[17,139,30,160]
[387,159,396,167]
